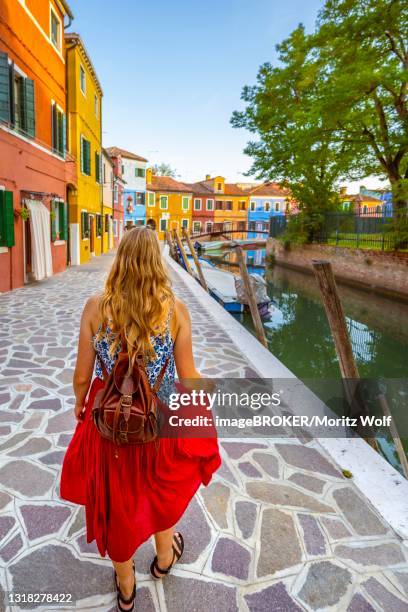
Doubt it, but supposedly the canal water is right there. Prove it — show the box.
[202,248,408,471]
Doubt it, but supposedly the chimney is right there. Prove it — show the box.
[339,186,347,195]
[205,174,211,180]
[146,168,153,185]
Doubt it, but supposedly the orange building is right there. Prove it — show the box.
[146,170,192,240]
[190,175,248,236]
[0,0,76,292]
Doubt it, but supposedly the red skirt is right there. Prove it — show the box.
[60,378,221,562]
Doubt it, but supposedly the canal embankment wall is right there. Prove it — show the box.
[267,238,408,302]
[164,248,408,540]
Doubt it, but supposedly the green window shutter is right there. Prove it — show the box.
[0,52,11,123]
[51,201,57,242]
[62,113,66,158]
[95,152,100,182]
[23,78,35,137]
[0,190,15,247]
[81,211,85,239]
[51,104,56,151]
[59,201,67,240]
[86,140,91,175]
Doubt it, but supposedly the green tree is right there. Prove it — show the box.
[152,162,177,177]
[231,26,353,240]
[315,0,408,214]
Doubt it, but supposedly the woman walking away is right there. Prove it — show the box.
[60,227,221,611]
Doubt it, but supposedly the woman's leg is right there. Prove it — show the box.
[155,527,176,568]
[112,558,135,605]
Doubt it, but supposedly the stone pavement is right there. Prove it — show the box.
[0,252,407,612]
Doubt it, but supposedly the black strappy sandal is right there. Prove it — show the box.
[150,532,184,580]
[115,561,136,612]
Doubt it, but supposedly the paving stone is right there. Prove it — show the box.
[163,575,238,612]
[57,369,75,384]
[133,586,156,612]
[46,409,75,433]
[46,347,72,358]
[363,577,408,611]
[0,516,16,541]
[9,437,52,456]
[211,537,250,580]
[8,394,25,410]
[289,473,325,494]
[67,507,86,538]
[0,431,31,452]
[333,487,388,536]
[76,533,99,554]
[0,460,54,496]
[276,443,340,477]
[247,482,333,513]
[238,461,262,478]
[217,460,238,485]
[252,451,280,478]
[31,376,58,389]
[245,581,303,611]
[57,433,73,447]
[0,491,12,510]
[201,482,230,529]
[335,542,405,567]
[320,518,351,541]
[22,412,44,430]
[30,388,49,398]
[0,392,10,404]
[0,425,11,435]
[257,509,302,576]
[20,504,71,540]
[7,359,41,369]
[9,544,114,599]
[0,410,24,423]
[394,571,408,597]
[176,497,212,563]
[297,561,352,610]
[28,398,62,411]
[235,501,257,539]
[39,450,65,465]
[347,592,376,611]
[13,383,33,392]
[48,359,66,368]
[298,515,326,556]
[222,442,267,459]
[0,533,24,562]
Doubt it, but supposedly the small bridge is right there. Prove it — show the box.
[190,222,270,241]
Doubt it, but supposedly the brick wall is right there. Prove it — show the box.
[267,238,408,301]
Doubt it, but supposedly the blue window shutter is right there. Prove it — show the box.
[0,52,10,123]
[0,190,15,247]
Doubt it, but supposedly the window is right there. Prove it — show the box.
[160,218,167,232]
[113,219,118,237]
[136,192,145,205]
[160,196,168,210]
[238,221,245,231]
[265,202,270,212]
[217,183,222,191]
[182,219,189,230]
[50,200,67,242]
[94,95,98,117]
[80,65,86,95]
[0,190,15,247]
[182,197,190,211]
[51,103,66,157]
[95,151,101,183]
[135,168,146,178]
[215,201,223,211]
[239,201,246,211]
[250,201,256,211]
[194,198,202,211]
[0,53,36,137]
[50,7,61,50]
[81,136,91,175]
[104,214,110,232]
[81,211,90,239]
[275,202,280,212]
[225,201,232,211]
[122,164,125,175]
[148,192,155,207]
[95,214,102,237]
[206,199,214,211]
[205,221,213,233]
[193,221,201,233]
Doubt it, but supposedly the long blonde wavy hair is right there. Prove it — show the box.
[97,227,174,365]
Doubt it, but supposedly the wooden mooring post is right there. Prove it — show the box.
[378,393,408,478]
[234,245,268,348]
[312,260,379,450]
[165,230,177,261]
[182,228,208,292]
[173,229,193,276]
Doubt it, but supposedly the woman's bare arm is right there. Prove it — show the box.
[73,296,98,420]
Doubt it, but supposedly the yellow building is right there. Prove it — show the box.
[65,33,103,264]
[146,169,192,240]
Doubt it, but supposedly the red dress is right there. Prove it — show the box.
[60,330,221,562]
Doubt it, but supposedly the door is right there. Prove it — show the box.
[90,215,95,253]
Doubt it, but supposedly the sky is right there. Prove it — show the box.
[67,0,385,191]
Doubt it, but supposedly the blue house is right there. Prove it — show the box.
[107,147,148,227]
[247,183,288,238]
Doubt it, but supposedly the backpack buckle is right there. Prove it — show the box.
[121,394,132,407]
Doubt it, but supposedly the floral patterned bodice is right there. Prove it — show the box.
[93,321,176,404]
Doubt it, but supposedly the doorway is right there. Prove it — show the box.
[89,215,95,254]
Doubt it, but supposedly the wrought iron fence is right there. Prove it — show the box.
[269,212,406,251]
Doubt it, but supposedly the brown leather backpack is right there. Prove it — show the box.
[92,337,169,455]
